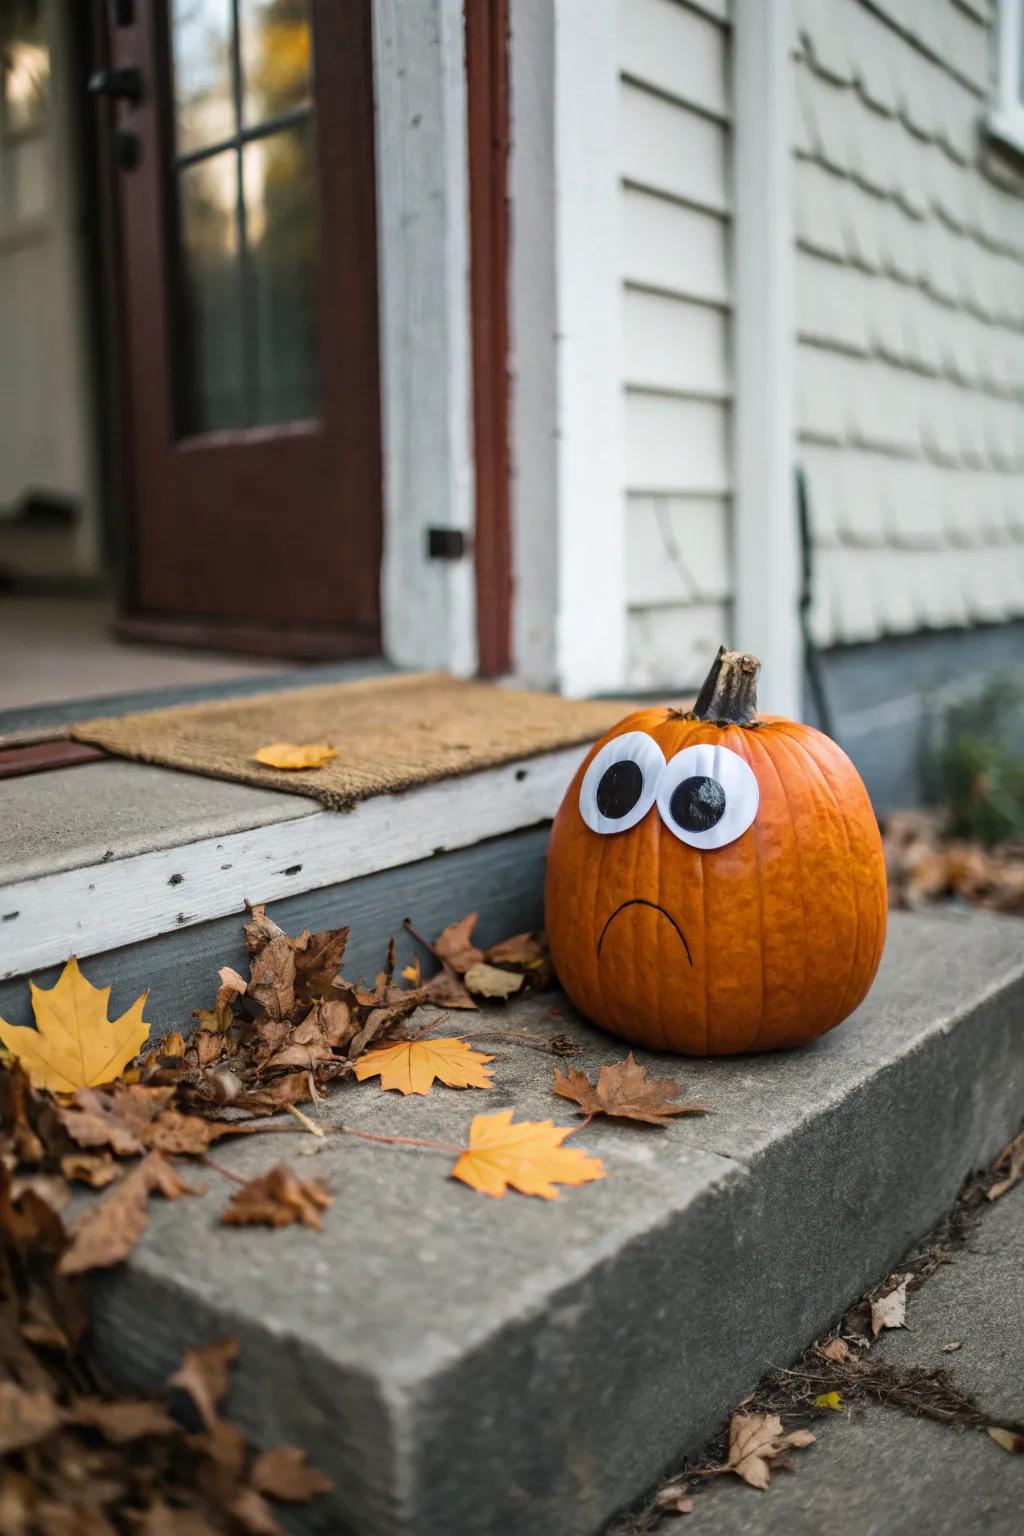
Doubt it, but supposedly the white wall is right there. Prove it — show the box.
[618,0,734,692]
[793,0,1024,646]
[0,0,99,575]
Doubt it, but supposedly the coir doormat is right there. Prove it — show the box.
[71,672,627,811]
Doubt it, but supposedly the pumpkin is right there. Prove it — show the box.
[545,648,887,1054]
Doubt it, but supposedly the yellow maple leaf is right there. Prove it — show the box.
[451,1109,606,1199]
[252,741,338,770]
[815,1391,843,1411]
[0,957,150,1092]
[352,1037,494,1095]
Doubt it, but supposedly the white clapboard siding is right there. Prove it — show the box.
[627,495,732,605]
[627,602,732,692]
[619,80,729,213]
[620,188,729,303]
[618,0,729,118]
[796,0,1024,647]
[625,393,730,494]
[622,289,730,397]
[618,0,734,690]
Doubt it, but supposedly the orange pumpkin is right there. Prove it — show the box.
[545,648,887,1054]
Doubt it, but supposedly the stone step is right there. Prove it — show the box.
[85,906,1024,1536]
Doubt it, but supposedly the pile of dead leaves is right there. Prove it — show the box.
[884,809,1024,913]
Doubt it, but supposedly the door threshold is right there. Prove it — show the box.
[116,614,381,663]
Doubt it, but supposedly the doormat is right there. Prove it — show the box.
[71,672,628,811]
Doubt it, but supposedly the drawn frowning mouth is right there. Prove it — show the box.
[596,900,693,965]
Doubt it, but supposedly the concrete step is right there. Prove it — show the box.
[665,1180,1024,1535]
[84,906,1024,1536]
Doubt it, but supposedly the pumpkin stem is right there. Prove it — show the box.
[689,646,761,726]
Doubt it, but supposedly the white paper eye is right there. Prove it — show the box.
[578,731,666,835]
[656,743,759,849]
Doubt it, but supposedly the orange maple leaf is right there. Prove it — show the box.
[451,1109,605,1199]
[352,1037,494,1095]
[0,958,150,1092]
[252,742,337,770]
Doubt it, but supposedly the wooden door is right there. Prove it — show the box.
[101,0,382,657]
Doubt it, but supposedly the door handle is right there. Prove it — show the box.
[87,66,143,103]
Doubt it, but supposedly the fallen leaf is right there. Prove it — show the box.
[250,1445,334,1501]
[814,1391,843,1411]
[401,956,422,986]
[870,1278,909,1336]
[167,1338,239,1428]
[653,1483,694,1515]
[69,1396,179,1443]
[988,1426,1024,1453]
[247,935,296,1022]
[219,1164,333,1231]
[252,742,337,770]
[229,1486,285,1536]
[60,1150,120,1188]
[58,1152,198,1276]
[352,1037,494,1095]
[816,1337,852,1363]
[726,1413,816,1490]
[987,1131,1024,1202]
[552,1053,711,1126]
[451,1109,606,1199]
[291,927,350,1002]
[463,962,525,999]
[485,932,547,967]
[244,904,285,953]
[0,1380,63,1454]
[0,958,150,1092]
[434,913,485,974]
[942,1341,963,1353]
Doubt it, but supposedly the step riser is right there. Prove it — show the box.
[0,828,549,1035]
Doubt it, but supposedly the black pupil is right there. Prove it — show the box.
[596,760,644,820]
[669,775,726,833]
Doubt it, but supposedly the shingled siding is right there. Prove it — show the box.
[618,0,734,691]
[793,0,1024,648]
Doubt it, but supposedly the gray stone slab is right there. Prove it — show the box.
[0,760,312,884]
[660,1184,1024,1535]
[84,908,1024,1536]
[0,828,550,1034]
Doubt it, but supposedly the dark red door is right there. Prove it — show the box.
[102,0,382,657]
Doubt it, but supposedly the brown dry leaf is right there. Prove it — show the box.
[816,1337,852,1363]
[0,1380,63,1455]
[252,742,337,770]
[244,904,285,953]
[413,966,477,1011]
[988,1426,1024,1453]
[167,1338,239,1428]
[653,1483,695,1516]
[352,1037,494,1095]
[485,931,547,967]
[291,927,350,1002]
[69,1397,180,1444]
[451,1109,606,1200]
[247,935,296,1022]
[58,1151,198,1276]
[987,1131,1024,1202]
[870,1278,910,1336]
[0,958,150,1092]
[220,1164,333,1231]
[434,913,485,974]
[60,1151,120,1188]
[463,962,525,1000]
[942,1341,963,1353]
[250,1445,334,1501]
[552,1053,711,1127]
[726,1412,816,1490]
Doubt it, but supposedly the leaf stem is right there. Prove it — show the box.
[200,1155,249,1187]
[337,1124,465,1156]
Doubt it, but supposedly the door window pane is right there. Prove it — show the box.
[178,151,245,431]
[1,0,50,138]
[170,0,234,155]
[244,121,319,425]
[240,0,313,127]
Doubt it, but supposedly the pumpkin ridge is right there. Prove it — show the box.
[729,729,769,1052]
[748,729,810,1050]
[772,727,863,1033]
[776,722,884,1022]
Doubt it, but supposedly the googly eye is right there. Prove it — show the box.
[656,743,759,849]
[578,731,666,835]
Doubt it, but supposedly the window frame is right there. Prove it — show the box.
[988,0,1024,156]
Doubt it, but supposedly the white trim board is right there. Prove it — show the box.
[0,746,588,980]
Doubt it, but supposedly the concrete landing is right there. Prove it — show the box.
[674,1181,1024,1535]
[86,907,1024,1536]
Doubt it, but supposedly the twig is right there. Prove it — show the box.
[199,1155,249,1188]
[452,1026,576,1055]
[337,1124,464,1157]
[283,1101,325,1138]
[402,917,440,960]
